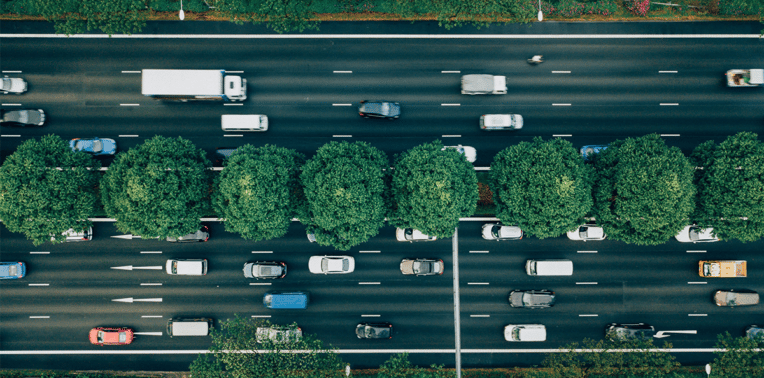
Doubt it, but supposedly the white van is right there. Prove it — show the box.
[525,259,573,276]
[221,114,268,132]
[166,259,208,276]
[166,317,213,337]
[504,324,546,342]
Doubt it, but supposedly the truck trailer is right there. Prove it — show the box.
[461,74,507,95]
[141,69,247,102]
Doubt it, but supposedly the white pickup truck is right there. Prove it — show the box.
[726,69,763,87]
[461,74,507,95]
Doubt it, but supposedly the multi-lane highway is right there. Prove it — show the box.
[1,20,764,371]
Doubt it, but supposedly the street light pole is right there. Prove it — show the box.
[705,363,711,377]
[179,0,185,20]
[538,0,543,21]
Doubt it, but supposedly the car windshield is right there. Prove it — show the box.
[380,103,389,114]
[579,227,589,238]
[91,140,103,152]
[1,79,10,91]
[413,261,431,274]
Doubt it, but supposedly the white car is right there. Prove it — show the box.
[481,223,523,241]
[308,255,355,274]
[442,145,477,163]
[256,326,302,343]
[566,224,606,241]
[1,76,27,94]
[504,324,546,342]
[480,114,523,131]
[395,228,436,242]
[675,225,719,243]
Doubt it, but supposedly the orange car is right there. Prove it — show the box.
[89,327,134,346]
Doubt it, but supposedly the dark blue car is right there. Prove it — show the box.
[358,101,400,119]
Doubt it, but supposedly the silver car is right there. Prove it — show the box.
[1,109,45,127]
[166,226,209,242]
[243,261,287,279]
[482,223,523,241]
[2,76,27,94]
[256,326,302,343]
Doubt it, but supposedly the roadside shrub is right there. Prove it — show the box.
[718,0,760,15]
[624,0,650,15]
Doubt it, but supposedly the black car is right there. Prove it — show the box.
[1,109,45,127]
[605,323,656,341]
[509,290,556,309]
[358,101,400,119]
[166,226,210,242]
[356,322,393,339]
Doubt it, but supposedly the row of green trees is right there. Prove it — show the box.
[189,315,764,378]
[0,136,476,247]
[1,132,762,248]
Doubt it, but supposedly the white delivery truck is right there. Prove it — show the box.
[141,69,247,102]
[461,74,507,95]
[726,69,764,87]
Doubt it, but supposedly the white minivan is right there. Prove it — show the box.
[166,259,208,276]
[525,259,573,276]
[167,317,213,337]
[504,324,546,342]
[221,114,268,132]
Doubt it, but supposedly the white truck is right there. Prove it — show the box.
[461,74,507,95]
[141,69,247,102]
[726,69,763,87]
[699,260,747,278]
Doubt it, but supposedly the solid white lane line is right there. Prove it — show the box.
[29,251,50,254]
[576,282,598,285]
[659,71,678,73]
[134,332,164,336]
[251,251,273,254]
[28,283,49,287]
[469,251,489,254]
[333,70,352,73]
[5,34,760,39]
[359,282,380,285]
[359,250,380,253]
[470,315,490,318]
[577,250,597,253]
[333,103,352,106]
[442,70,461,73]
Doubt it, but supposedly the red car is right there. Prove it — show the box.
[89,327,134,345]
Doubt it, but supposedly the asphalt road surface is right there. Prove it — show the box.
[1,20,763,371]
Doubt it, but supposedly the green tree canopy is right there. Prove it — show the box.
[377,353,450,378]
[542,337,679,378]
[0,135,100,245]
[491,137,593,239]
[592,134,695,245]
[300,141,389,251]
[691,132,764,242]
[189,316,345,378]
[38,0,147,35]
[101,135,211,239]
[711,331,764,378]
[213,144,306,242]
[390,140,477,238]
[214,0,320,34]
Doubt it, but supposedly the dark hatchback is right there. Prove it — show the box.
[1,109,45,127]
[358,101,400,119]
[509,290,556,309]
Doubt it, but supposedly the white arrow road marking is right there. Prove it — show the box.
[111,265,163,270]
[112,297,163,303]
[654,330,698,338]
[134,332,163,336]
